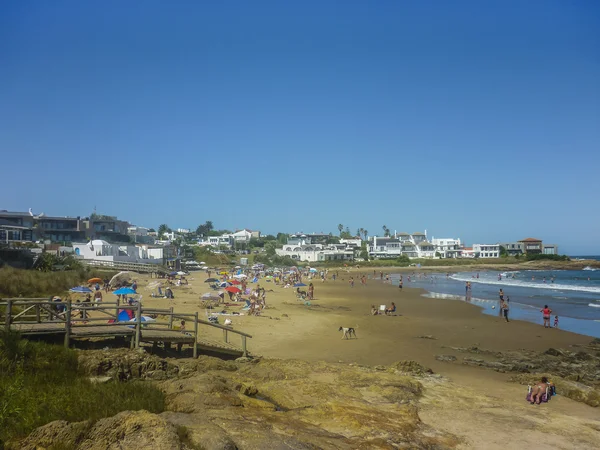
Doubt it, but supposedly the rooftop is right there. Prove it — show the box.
[412,232,426,236]
[519,237,542,242]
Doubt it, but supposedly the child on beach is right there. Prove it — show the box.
[553,316,559,328]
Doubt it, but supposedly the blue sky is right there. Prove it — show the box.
[1,1,599,254]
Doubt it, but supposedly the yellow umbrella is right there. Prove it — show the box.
[219,271,229,275]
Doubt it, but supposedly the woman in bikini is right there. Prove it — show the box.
[530,376,550,405]
[541,305,552,328]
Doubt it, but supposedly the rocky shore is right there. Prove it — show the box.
[11,339,600,450]
[12,349,459,449]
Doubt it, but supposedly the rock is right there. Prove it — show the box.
[15,411,182,450]
[545,348,563,356]
[89,376,112,384]
[417,335,437,340]
[435,355,457,362]
[390,360,434,375]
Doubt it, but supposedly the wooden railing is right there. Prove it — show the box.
[79,259,168,274]
[0,298,252,357]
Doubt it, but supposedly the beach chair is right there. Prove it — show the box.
[526,385,554,403]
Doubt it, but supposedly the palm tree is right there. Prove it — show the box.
[337,224,343,236]
[359,228,364,239]
[363,229,368,241]
[382,225,390,237]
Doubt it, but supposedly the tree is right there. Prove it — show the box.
[196,221,215,237]
[158,224,170,239]
[337,224,344,236]
[499,245,508,258]
[363,229,368,241]
[358,228,364,239]
[276,233,288,245]
[360,249,369,260]
[265,241,277,256]
[263,234,277,241]
[382,225,390,237]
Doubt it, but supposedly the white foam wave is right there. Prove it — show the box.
[589,303,600,308]
[450,274,600,294]
[583,266,597,271]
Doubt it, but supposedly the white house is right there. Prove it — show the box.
[339,237,362,247]
[232,229,253,243]
[276,242,354,262]
[472,244,500,258]
[72,240,164,264]
[368,231,435,258]
[431,238,462,258]
[208,234,234,248]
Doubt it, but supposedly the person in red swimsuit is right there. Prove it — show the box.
[541,305,552,328]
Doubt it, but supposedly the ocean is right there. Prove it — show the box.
[389,260,600,338]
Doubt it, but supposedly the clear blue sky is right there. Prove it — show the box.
[1,1,599,254]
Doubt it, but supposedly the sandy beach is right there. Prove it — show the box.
[132,270,599,449]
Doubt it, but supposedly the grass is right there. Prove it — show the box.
[0,332,165,445]
[0,266,117,298]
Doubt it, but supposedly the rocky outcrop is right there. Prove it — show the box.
[16,352,460,449]
[12,411,183,450]
[437,342,600,407]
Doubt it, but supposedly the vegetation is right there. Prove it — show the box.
[0,266,116,298]
[0,333,165,445]
[525,253,570,262]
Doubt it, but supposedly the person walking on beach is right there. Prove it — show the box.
[501,298,509,322]
[398,276,403,290]
[553,315,559,328]
[541,305,552,328]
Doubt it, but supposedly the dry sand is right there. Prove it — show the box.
[135,270,600,449]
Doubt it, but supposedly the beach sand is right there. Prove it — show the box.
[135,271,600,449]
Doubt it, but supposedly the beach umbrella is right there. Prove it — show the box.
[88,277,102,284]
[234,274,247,279]
[309,268,317,273]
[229,280,241,285]
[205,278,219,283]
[169,271,178,276]
[114,287,137,295]
[219,281,231,288]
[201,292,221,300]
[199,261,206,265]
[129,315,156,324]
[293,283,307,287]
[70,286,93,293]
[177,271,186,276]
[109,271,136,287]
[225,286,241,293]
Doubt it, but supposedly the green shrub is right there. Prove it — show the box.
[524,254,570,262]
[0,333,165,444]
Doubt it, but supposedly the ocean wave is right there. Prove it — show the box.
[583,266,597,271]
[589,303,600,308]
[450,274,600,294]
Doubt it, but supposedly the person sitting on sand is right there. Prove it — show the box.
[530,376,550,405]
[385,302,396,315]
[371,305,379,316]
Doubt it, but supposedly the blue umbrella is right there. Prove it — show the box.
[169,271,178,276]
[294,283,307,287]
[70,286,92,293]
[114,287,136,295]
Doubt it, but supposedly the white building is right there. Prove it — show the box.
[276,243,354,262]
[208,234,234,248]
[232,229,253,243]
[72,240,164,264]
[339,237,362,247]
[472,244,500,258]
[431,238,462,258]
[368,231,435,259]
[176,228,191,234]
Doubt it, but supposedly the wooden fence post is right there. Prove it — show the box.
[64,300,72,348]
[169,307,174,330]
[242,335,247,357]
[115,297,120,322]
[135,301,142,348]
[36,303,41,323]
[193,312,198,359]
[5,300,12,333]
[223,329,228,343]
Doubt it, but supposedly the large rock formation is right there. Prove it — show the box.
[12,352,460,449]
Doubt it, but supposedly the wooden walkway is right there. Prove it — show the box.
[2,299,251,358]
[79,259,168,274]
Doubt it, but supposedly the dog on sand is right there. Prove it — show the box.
[339,327,357,339]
